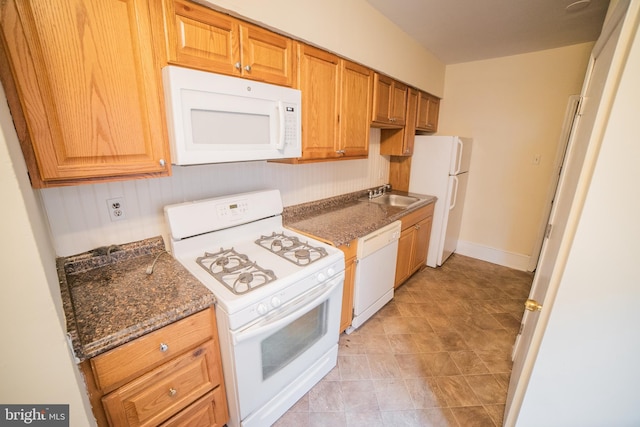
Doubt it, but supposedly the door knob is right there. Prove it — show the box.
[524,299,542,312]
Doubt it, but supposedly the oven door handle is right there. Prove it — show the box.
[232,277,342,345]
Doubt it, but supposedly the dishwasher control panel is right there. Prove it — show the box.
[356,220,402,259]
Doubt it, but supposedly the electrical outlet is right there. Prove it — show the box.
[107,197,126,222]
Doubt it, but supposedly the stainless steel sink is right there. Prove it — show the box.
[359,193,421,208]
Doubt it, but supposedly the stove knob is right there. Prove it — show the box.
[256,303,268,315]
[327,267,335,276]
[317,272,326,282]
[271,296,281,308]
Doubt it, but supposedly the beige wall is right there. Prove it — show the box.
[198,0,446,96]
[0,85,94,424]
[438,43,593,266]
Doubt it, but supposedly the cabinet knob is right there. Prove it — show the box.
[168,388,177,397]
[159,343,169,352]
[235,62,241,70]
[245,64,252,72]
[415,225,420,230]
[159,158,166,167]
[336,150,345,155]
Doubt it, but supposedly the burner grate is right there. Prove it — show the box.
[196,248,276,294]
[255,232,328,266]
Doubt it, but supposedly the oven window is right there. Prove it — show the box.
[261,302,328,380]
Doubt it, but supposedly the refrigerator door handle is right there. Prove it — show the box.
[450,176,459,210]
[454,138,464,174]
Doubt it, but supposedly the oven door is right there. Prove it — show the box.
[231,274,343,420]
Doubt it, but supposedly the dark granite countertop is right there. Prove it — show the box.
[283,189,436,246]
[58,236,215,362]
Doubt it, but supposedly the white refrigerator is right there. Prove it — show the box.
[409,136,473,267]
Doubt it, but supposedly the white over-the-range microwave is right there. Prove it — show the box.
[162,65,302,165]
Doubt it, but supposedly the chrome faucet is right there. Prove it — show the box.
[368,184,392,199]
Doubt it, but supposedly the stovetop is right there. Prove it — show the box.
[168,216,343,327]
[165,190,345,328]
[194,231,329,296]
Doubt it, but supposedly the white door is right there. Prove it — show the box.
[504,4,629,425]
[527,95,581,271]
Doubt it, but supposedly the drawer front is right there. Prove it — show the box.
[160,387,228,427]
[400,203,434,230]
[92,308,215,391]
[102,340,221,427]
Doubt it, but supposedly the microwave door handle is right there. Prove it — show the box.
[232,278,340,345]
[276,101,285,150]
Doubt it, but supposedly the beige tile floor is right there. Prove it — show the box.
[273,254,533,427]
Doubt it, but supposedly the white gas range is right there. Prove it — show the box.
[165,189,344,427]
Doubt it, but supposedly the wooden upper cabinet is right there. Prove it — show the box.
[416,91,440,132]
[0,0,170,187]
[240,23,295,87]
[339,60,373,158]
[371,73,407,128]
[158,0,240,75]
[157,0,295,87]
[297,44,340,160]
[380,87,418,157]
[295,43,372,161]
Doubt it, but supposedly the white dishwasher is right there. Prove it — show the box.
[348,220,402,333]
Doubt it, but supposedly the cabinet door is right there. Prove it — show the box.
[0,0,170,186]
[297,43,340,160]
[410,215,433,274]
[390,81,408,126]
[371,73,406,127]
[371,73,393,124]
[339,60,372,158]
[380,87,418,156]
[394,227,414,288]
[240,23,295,87]
[161,0,242,76]
[416,91,440,132]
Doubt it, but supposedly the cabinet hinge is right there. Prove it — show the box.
[577,95,586,116]
[545,223,553,239]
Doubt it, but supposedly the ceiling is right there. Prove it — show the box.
[366,0,610,64]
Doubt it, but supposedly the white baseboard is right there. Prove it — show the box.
[455,240,531,271]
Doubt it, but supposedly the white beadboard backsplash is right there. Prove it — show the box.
[41,129,388,256]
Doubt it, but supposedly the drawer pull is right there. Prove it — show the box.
[159,343,169,352]
[168,388,177,397]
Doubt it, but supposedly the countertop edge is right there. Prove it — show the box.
[284,189,437,247]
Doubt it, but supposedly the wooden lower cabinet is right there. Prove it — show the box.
[81,307,228,427]
[338,239,358,333]
[160,388,226,427]
[394,203,434,288]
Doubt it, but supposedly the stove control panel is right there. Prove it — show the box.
[216,198,249,219]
